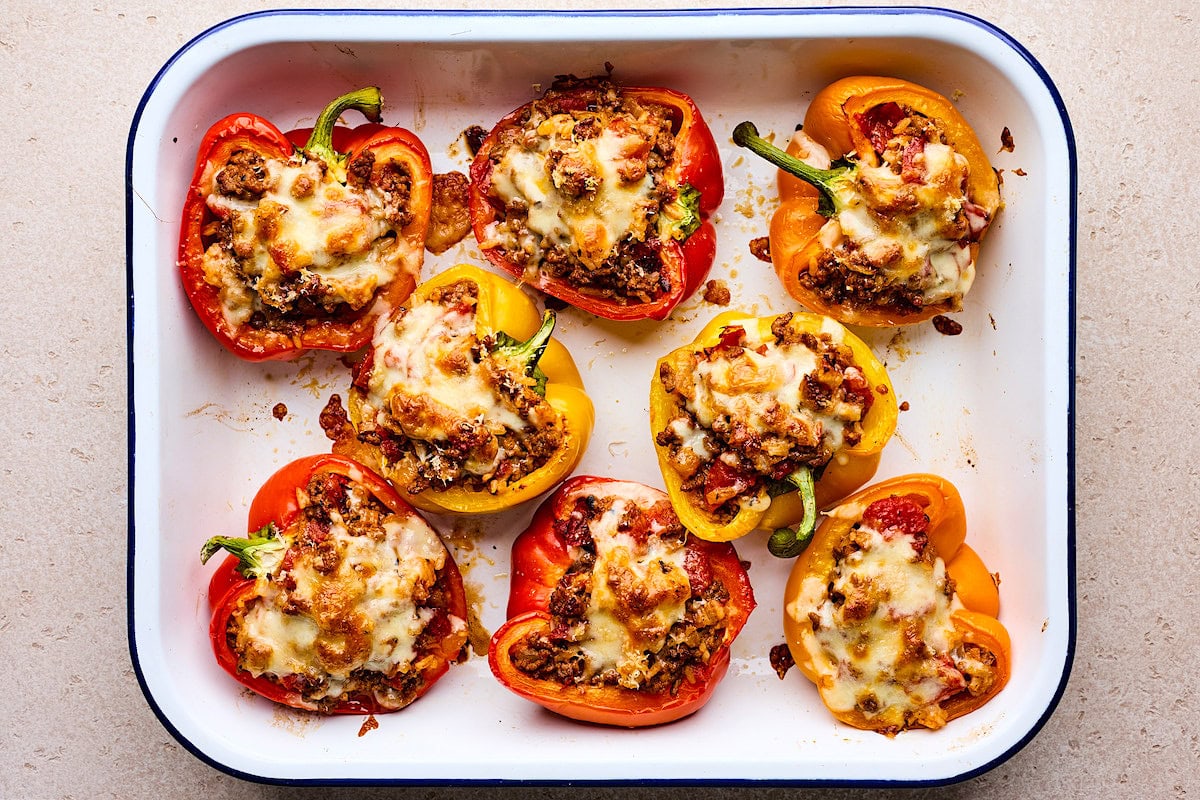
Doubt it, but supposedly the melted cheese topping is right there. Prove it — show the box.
[235,511,460,701]
[681,318,860,460]
[787,512,969,730]
[486,114,658,274]
[573,492,691,689]
[202,157,415,327]
[360,287,555,481]
[794,131,977,305]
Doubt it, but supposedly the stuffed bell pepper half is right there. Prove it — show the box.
[179,87,433,360]
[783,474,1010,735]
[321,263,593,514]
[650,310,897,554]
[733,76,1002,326]
[488,476,755,727]
[200,454,469,714]
[468,73,724,321]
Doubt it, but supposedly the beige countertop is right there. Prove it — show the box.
[2,1,1195,797]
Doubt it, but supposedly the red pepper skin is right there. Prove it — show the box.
[489,476,755,727]
[178,109,432,361]
[468,83,724,321]
[207,454,467,714]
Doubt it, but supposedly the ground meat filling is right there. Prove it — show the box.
[200,147,416,335]
[482,77,682,305]
[655,313,873,521]
[798,102,991,316]
[226,472,461,712]
[508,494,731,695]
[344,280,565,496]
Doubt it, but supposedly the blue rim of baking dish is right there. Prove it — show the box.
[125,5,1077,788]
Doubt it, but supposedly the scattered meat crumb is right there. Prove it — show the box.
[899,401,910,412]
[749,236,771,263]
[999,126,1015,153]
[271,403,288,420]
[357,715,379,737]
[702,279,731,306]
[769,643,795,680]
[1013,168,1027,176]
[932,315,963,336]
[463,125,487,157]
[425,172,471,254]
[876,384,888,395]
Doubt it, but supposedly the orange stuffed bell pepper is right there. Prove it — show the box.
[650,310,897,554]
[321,263,593,514]
[488,476,755,727]
[733,76,1002,326]
[178,87,433,360]
[782,474,1010,735]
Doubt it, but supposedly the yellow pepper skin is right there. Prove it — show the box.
[649,310,897,542]
[783,474,1010,733]
[331,263,593,514]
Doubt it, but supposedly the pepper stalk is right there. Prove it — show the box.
[491,310,556,397]
[662,184,703,241]
[201,523,286,579]
[302,86,385,167]
[767,467,818,558]
[731,121,852,218]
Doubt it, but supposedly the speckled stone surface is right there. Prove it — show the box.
[1,1,1196,798]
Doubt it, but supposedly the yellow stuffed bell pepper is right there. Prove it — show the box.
[782,474,1010,735]
[322,263,593,514]
[649,309,896,551]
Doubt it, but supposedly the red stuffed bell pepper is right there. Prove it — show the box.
[179,87,433,360]
[201,454,469,714]
[469,74,724,321]
[488,476,755,727]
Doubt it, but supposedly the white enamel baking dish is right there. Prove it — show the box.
[126,7,1075,785]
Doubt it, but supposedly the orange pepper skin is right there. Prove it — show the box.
[783,474,1010,733]
[771,76,1001,327]
[649,310,897,543]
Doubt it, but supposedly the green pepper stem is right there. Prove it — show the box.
[200,523,286,579]
[664,184,702,241]
[767,467,818,559]
[302,87,384,165]
[731,121,846,218]
[498,311,555,369]
[493,310,556,396]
